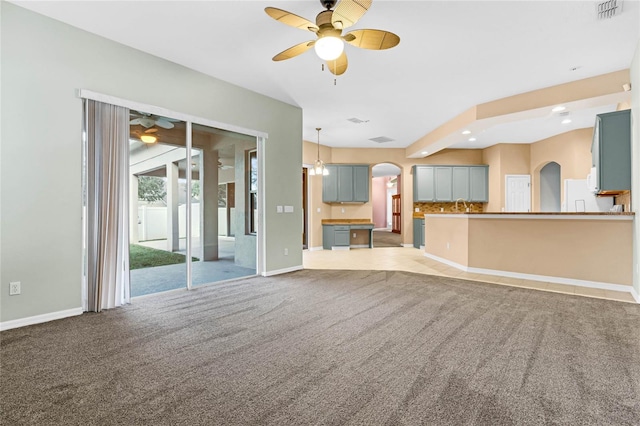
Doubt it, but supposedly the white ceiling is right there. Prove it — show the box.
[12,0,640,152]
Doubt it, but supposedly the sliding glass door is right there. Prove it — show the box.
[128,112,188,296]
[82,93,263,301]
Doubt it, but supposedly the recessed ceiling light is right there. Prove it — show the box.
[421,151,428,155]
[561,118,572,124]
[468,137,476,142]
[552,106,566,112]
[461,130,471,135]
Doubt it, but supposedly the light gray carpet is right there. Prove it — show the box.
[1,269,639,425]
[373,230,402,247]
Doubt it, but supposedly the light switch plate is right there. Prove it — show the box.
[276,205,283,213]
[284,205,294,213]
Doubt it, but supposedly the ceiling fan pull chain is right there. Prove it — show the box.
[334,78,337,86]
[322,64,325,71]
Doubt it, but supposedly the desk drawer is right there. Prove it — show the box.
[334,225,350,231]
[350,225,373,230]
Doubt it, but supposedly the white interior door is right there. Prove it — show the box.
[505,175,531,212]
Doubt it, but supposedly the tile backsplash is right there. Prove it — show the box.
[614,191,631,212]
[414,202,485,214]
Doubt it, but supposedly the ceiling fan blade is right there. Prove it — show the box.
[326,51,348,76]
[265,7,319,32]
[331,0,372,30]
[154,119,175,129]
[344,29,400,50]
[130,118,142,126]
[273,41,315,61]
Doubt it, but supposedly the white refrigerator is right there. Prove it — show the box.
[562,179,613,212]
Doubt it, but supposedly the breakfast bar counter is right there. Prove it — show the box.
[423,212,635,297]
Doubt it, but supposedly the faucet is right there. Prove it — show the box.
[455,198,467,212]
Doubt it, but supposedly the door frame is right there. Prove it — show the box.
[505,174,531,212]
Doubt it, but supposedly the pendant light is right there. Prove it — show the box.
[309,127,329,176]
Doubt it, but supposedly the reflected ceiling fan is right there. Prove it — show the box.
[265,0,400,75]
[130,111,179,129]
[131,127,159,144]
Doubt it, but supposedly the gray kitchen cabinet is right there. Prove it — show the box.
[322,224,374,249]
[322,165,339,202]
[322,164,370,203]
[322,225,335,249]
[413,166,435,202]
[469,166,488,202]
[591,109,631,194]
[434,167,453,201]
[334,226,350,246]
[353,166,370,202]
[412,218,425,248]
[452,167,470,200]
[414,164,488,202]
[337,167,354,201]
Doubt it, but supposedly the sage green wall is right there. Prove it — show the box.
[0,3,303,323]
[631,38,639,298]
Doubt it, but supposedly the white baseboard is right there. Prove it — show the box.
[262,265,304,277]
[308,246,324,251]
[351,244,370,249]
[0,307,83,331]
[402,244,415,248]
[424,252,638,302]
[331,246,350,251]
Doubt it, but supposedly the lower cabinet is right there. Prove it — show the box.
[413,218,425,248]
[323,224,373,249]
[333,226,350,246]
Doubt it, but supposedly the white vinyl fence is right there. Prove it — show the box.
[137,204,232,241]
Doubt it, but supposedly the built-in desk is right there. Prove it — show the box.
[321,219,374,250]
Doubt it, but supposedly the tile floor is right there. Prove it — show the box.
[303,246,637,304]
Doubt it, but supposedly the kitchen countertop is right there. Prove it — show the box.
[321,219,375,225]
[422,212,634,216]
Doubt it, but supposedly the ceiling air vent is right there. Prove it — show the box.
[347,117,369,124]
[596,0,623,19]
[369,136,395,144]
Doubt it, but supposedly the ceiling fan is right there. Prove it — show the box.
[265,0,400,75]
[130,111,179,129]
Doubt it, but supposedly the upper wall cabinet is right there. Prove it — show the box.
[323,164,370,203]
[413,165,488,202]
[591,109,631,194]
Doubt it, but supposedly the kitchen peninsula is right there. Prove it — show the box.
[423,212,636,300]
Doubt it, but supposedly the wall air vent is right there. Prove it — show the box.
[369,136,395,143]
[596,0,622,19]
[347,117,369,124]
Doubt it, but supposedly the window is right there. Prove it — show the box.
[247,149,258,234]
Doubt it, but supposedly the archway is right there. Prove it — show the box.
[371,163,402,247]
[539,161,561,212]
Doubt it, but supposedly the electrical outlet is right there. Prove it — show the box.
[9,281,21,295]
[446,242,450,250]
[353,233,356,238]
[284,248,288,256]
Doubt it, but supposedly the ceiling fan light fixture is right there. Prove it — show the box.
[140,134,157,144]
[314,36,344,60]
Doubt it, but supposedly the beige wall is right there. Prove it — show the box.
[530,128,593,211]
[631,39,639,297]
[425,215,633,287]
[482,144,531,212]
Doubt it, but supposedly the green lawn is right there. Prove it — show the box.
[130,244,199,270]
